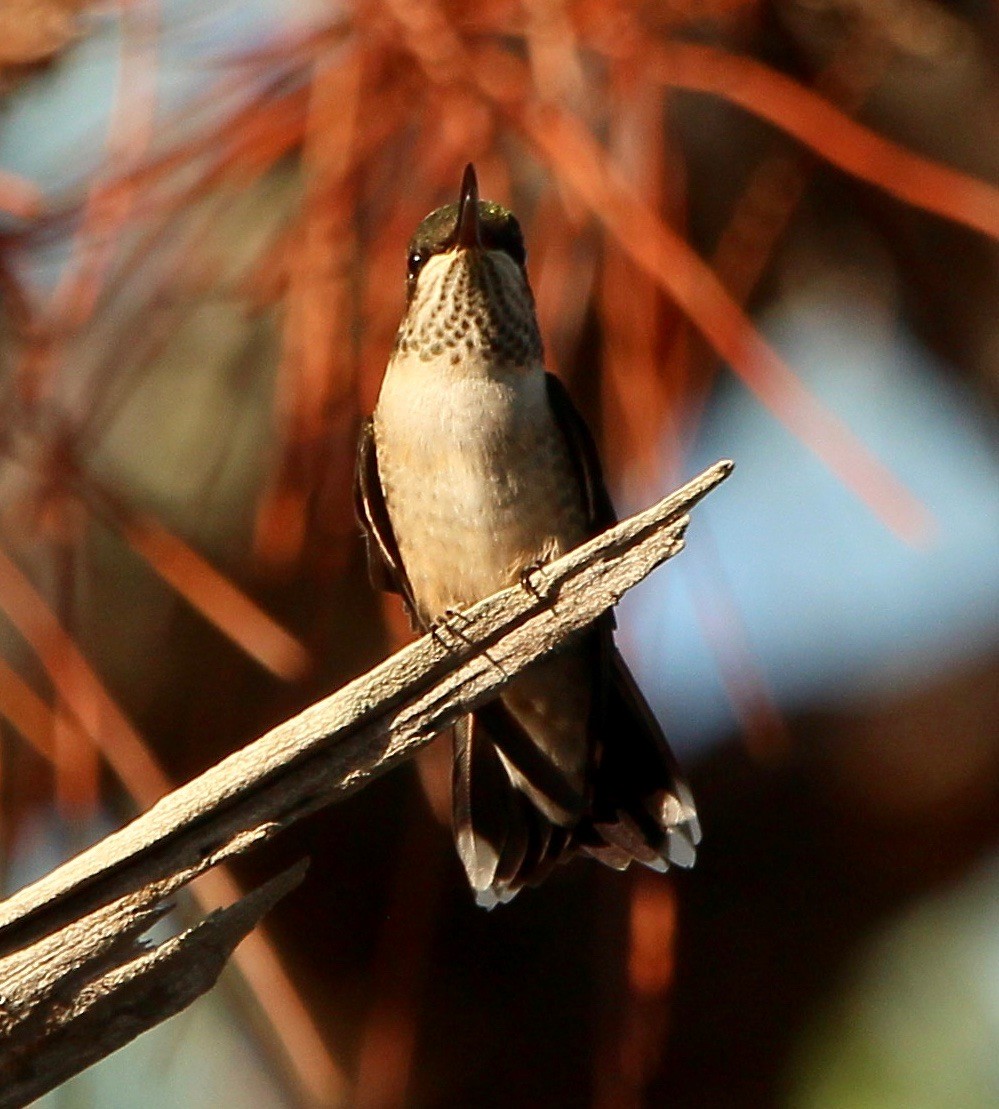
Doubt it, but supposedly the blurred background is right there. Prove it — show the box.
[0,0,997,1106]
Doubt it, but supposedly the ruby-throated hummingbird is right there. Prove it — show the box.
[356,164,700,906]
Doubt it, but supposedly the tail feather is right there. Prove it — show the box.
[576,647,700,869]
[580,840,632,871]
[523,824,570,891]
[452,716,507,897]
[492,787,532,890]
[591,811,669,873]
[450,639,700,906]
[478,693,587,827]
[452,711,578,906]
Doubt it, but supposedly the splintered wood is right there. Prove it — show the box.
[0,460,731,1107]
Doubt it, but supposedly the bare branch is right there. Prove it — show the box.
[0,459,731,1102]
[0,846,306,1108]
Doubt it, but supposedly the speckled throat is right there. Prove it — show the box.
[394,249,543,368]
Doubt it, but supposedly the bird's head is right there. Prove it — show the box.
[395,164,542,368]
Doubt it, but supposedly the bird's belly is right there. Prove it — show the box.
[374,366,586,621]
[389,466,560,617]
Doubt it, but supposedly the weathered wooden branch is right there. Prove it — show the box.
[0,459,732,1106]
[1,827,305,1109]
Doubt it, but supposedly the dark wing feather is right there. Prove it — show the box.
[544,373,616,534]
[546,374,701,872]
[354,417,422,625]
[603,644,701,867]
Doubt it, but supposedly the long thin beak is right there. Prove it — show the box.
[454,163,481,250]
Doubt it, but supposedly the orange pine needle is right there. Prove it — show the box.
[0,169,42,220]
[117,513,311,680]
[643,41,999,243]
[528,186,598,377]
[677,28,889,449]
[628,874,677,997]
[0,657,56,761]
[598,74,676,492]
[0,542,344,1103]
[256,48,364,568]
[510,97,936,545]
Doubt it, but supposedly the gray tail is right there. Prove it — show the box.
[451,646,699,907]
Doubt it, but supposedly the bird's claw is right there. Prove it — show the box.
[430,607,473,650]
[518,561,548,602]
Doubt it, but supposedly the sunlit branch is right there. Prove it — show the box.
[0,544,340,1105]
[0,461,731,1102]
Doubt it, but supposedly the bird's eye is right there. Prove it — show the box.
[407,251,425,282]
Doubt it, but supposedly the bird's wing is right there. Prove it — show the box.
[545,373,701,871]
[353,417,422,624]
[544,372,617,534]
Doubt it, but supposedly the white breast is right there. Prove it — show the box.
[374,351,586,621]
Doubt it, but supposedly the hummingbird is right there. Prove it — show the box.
[355,164,700,906]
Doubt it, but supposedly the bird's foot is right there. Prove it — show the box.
[430,607,474,651]
[518,561,549,602]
